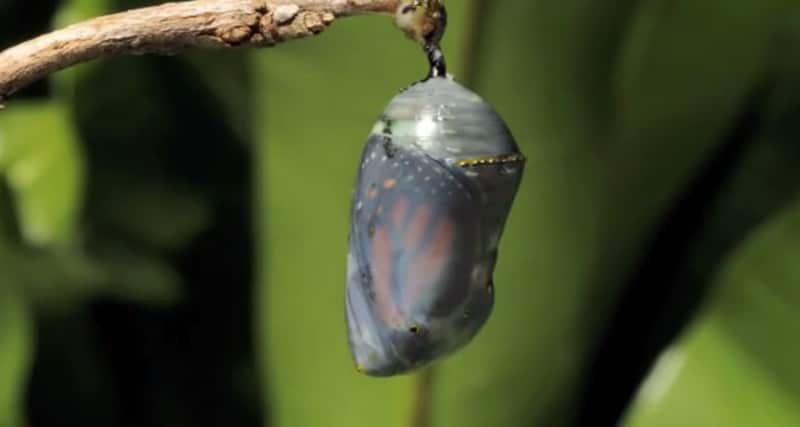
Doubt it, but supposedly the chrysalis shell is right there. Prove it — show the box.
[345,77,525,376]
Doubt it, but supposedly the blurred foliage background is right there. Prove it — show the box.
[1,0,800,426]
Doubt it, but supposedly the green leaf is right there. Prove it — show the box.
[19,244,182,310]
[0,101,85,246]
[89,244,182,306]
[92,184,212,252]
[604,0,796,267]
[0,291,33,427]
[0,180,179,309]
[624,200,800,426]
[254,5,473,426]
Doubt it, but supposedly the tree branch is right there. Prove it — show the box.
[0,0,401,102]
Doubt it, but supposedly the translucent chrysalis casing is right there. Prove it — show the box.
[345,77,525,376]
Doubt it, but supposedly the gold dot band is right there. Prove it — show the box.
[456,153,526,168]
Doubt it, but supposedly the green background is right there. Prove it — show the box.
[1,1,800,426]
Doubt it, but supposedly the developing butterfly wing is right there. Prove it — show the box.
[345,130,492,376]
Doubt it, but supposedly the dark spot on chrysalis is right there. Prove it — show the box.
[402,328,433,365]
[359,269,375,299]
[382,136,398,158]
[367,219,376,238]
[409,326,420,334]
[367,182,378,199]
[364,284,376,301]
[381,117,394,135]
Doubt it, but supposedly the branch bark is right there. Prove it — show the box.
[0,0,401,102]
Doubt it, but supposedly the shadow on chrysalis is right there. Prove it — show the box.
[345,0,526,376]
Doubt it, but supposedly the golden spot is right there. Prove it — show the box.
[368,187,379,199]
[383,178,397,189]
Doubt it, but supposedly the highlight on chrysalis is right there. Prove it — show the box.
[344,0,526,376]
